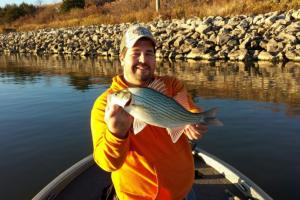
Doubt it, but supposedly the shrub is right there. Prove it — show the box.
[60,0,85,13]
[0,3,37,24]
[91,0,115,7]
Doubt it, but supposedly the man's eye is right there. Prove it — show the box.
[131,52,140,57]
[146,52,154,56]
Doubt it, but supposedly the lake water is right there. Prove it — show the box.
[0,54,299,200]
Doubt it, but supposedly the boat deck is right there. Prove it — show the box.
[193,155,245,199]
[54,155,246,200]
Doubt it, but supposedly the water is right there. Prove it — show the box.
[0,54,299,200]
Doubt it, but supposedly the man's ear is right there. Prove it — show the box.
[119,53,125,66]
[119,48,127,66]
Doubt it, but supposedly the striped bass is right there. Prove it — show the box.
[108,79,223,143]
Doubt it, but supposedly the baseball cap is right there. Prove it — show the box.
[120,24,156,54]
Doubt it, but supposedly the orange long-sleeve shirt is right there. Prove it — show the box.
[91,75,201,200]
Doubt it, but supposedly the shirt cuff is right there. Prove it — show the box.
[105,128,129,145]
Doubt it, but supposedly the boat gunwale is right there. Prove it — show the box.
[32,155,94,200]
[194,148,273,200]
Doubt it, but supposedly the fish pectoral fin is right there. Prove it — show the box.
[166,127,185,143]
[133,118,147,134]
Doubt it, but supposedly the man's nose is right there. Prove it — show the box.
[138,53,146,63]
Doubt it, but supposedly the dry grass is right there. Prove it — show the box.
[1,0,300,31]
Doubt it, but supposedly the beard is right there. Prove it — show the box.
[133,63,154,81]
[123,62,156,86]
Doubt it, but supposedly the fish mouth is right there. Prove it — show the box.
[123,91,132,107]
[124,97,132,107]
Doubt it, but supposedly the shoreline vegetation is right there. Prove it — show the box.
[0,0,300,61]
[0,0,300,31]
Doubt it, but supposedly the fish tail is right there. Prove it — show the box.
[203,107,224,126]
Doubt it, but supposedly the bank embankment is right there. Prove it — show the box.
[1,9,300,61]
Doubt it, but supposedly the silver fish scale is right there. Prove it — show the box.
[127,87,205,128]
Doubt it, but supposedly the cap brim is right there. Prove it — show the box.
[126,36,156,48]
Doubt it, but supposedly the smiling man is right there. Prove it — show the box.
[91,25,208,200]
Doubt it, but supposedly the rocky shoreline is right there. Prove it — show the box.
[1,9,300,61]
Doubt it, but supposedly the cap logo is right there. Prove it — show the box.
[132,27,150,35]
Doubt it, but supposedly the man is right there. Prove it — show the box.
[91,25,208,200]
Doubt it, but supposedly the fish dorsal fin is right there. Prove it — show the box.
[174,89,190,110]
[147,79,166,94]
[133,118,147,134]
[166,127,185,143]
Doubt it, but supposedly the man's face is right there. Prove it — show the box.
[120,39,156,86]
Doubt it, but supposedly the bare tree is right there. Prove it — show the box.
[36,0,43,6]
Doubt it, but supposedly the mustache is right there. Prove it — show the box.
[133,63,150,69]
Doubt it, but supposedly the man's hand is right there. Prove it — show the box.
[184,123,208,140]
[104,98,133,139]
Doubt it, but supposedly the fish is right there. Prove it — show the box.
[108,79,223,143]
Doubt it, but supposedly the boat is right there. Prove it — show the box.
[32,148,273,200]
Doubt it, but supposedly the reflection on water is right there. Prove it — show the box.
[157,60,300,117]
[1,54,300,200]
[1,54,299,116]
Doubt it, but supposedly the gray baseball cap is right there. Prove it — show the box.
[120,25,156,54]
